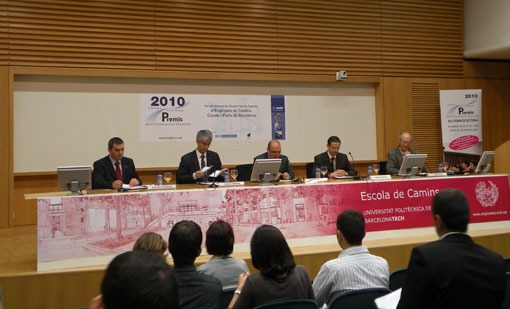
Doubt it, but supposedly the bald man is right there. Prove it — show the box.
[253,140,295,180]
[386,132,419,175]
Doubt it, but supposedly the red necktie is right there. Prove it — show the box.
[115,161,122,181]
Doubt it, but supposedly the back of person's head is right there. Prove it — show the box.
[101,251,179,309]
[206,220,234,256]
[336,209,365,245]
[133,232,167,258]
[250,225,295,278]
[327,136,341,145]
[168,220,202,267]
[432,188,470,233]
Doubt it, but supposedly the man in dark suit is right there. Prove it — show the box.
[169,220,221,309]
[397,188,506,309]
[176,130,225,184]
[313,136,357,177]
[386,132,419,175]
[92,137,141,189]
[254,140,295,180]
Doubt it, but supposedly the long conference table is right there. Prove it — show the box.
[28,174,510,271]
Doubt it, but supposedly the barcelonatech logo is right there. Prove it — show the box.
[446,99,477,115]
[475,181,499,207]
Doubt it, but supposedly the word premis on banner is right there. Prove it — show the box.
[139,94,285,142]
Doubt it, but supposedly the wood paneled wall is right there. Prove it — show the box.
[1,0,464,77]
[0,67,8,228]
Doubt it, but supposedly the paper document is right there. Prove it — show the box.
[375,288,401,309]
[304,178,329,184]
[147,184,176,190]
[209,170,223,178]
[122,184,148,190]
[201,166,212,172]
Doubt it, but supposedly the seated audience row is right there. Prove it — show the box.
[91,188,507,309]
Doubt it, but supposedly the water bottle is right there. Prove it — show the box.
[315,166,321,178]
[224,169,229,183]
[157,172,163,186]
[438,162,443,173]
[367,164,373,178]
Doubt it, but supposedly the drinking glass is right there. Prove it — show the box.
[320,166,328,177]
[442,162,449,173]
[372,164,380,175]
[230,169,238,182]
[163,172,172,185]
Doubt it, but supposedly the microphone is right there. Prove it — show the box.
[348,152,363,180]
[207,166,219,188]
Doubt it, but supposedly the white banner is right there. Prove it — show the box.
[139,94,277,142]
[440,89,482,156]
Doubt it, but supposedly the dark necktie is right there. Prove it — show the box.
[331,157,335,171]
[115,161,122,181]
[200,154,205,169]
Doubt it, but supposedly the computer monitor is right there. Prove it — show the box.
[250,158,282,183]
[57,166,92,194]
[474,151,494,174]
[398,154,427,176]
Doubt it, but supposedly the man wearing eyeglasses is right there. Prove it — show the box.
[386,132,418,175]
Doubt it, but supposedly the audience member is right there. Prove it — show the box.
[460,160,470,173]
[314,136,357,177]
[92,137,141,189]
[133,232,167,258]
[397,189,506,309]
[229,225,314,308]
[469,161,477,172]
[313,210,389,306]
[254,140,295,180]
[89,251,179,309]
[198,220,250,289]
[169,220,222,309]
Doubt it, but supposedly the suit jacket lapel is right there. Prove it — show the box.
[105,156,118,180]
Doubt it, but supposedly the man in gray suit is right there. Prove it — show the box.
[254,140,294,180]
[386,132,418,175]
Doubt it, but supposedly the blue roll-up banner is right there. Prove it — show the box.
[271,95,286,140]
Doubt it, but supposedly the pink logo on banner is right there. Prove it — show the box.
[449,135,479,150]
[475,181,499,207]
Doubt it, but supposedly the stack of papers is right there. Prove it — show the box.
[375,288,401,309]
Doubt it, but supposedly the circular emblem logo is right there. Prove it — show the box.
[475,181,499,207]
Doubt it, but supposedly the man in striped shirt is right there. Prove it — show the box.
[312,209,390,307]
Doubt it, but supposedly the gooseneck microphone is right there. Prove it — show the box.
[348,152,363,180]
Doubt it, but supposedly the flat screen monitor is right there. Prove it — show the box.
[250,158,282,183]
[474,151,494,174]
[398,154,427,176]
[57,166,92,194]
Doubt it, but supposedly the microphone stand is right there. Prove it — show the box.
[348,152,363,180]
[208,167,219,188]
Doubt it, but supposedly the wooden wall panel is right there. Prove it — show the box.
[0,67,8,228]
[382,77,413,154]
[411,82,441,168]
[488,79,510,149]
[276,0,382,76]
[155,0,278,73]
[7,0,155,69]
[0,1,7,65]
[381,0,464,77]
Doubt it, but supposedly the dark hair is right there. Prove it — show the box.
[206,220,234,256]
[327,136,341,145]
[168,220,202,267]
[101,251,179,309]
[336,209,365,245]
[432,188,470,233]
[108,137,124,149]
[250,225,295,278]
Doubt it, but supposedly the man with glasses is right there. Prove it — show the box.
[386,132,418,175]
[176,130,225,184]
[313,136,357,177]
